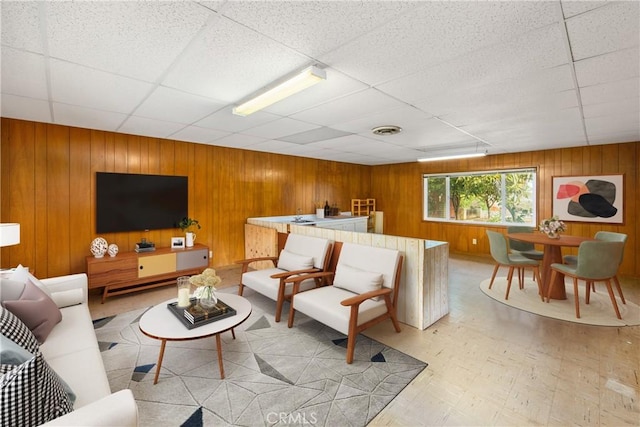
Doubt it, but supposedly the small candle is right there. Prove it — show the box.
[177,288,191,307]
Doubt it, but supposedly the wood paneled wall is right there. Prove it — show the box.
[1,118,638,278]
[0,118,371,278]
[371,142,639,277]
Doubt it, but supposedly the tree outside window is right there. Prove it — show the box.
[423,168,536,226]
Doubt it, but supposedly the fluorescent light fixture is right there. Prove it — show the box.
[0,223,20,247]
[233,66,326,116]
[417,152,486,162]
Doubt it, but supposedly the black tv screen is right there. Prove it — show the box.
[96,172,188,233]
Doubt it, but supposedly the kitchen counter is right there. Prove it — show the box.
[247,214,368,232]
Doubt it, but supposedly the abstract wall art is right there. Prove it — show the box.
[552,175,624,223]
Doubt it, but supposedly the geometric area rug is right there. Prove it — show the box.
[93,287,427,427]
[480,277,640,327]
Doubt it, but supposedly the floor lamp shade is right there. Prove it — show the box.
[0,223,20,247]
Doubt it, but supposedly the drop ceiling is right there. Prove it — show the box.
[1,1,638,166]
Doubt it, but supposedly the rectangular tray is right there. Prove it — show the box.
[167,297,236,330]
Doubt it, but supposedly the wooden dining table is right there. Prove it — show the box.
[507,233,594,300]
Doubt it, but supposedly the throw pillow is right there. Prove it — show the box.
[0,334,76,406]
[50,288,84,308]
[0,278,26,302]
[277,250,314,272]
[2,279,62,343]
[0,306,39,354]
[0,333,33,365]
[0,351,73,426]
[333,264,383,300]
[9,264,52,297]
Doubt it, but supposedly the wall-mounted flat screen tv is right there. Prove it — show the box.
[96,172,188,233]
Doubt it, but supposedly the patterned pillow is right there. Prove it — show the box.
[0,351,73,426]
[0,307,39,354]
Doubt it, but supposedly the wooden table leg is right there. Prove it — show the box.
[153,339,167,385]
[541,245,567,300]
[215,333,225,379]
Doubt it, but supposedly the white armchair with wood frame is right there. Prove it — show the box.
[287,242,403,364]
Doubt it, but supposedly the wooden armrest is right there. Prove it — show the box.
[341,287,392,306]
[283,271,334,283]
[234,256,278,265]
[271,268,319,279]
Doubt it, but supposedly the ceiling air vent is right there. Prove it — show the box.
[372,125,402,136]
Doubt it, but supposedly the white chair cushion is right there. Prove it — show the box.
[337,243,400,289]
[333,264,383,300]
[293,286,388,335]
[242,268,317,300]
[277,250,314,271]
[283,234,331,269]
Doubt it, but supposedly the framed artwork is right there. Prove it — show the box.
[171,237,185,248]
[552,174,624,224]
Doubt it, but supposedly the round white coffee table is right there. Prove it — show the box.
[139,293,252,384]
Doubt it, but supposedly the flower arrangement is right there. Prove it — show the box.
[189,268,221,306]
[539,215,566,238]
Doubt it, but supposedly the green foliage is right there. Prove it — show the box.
[178,217,201,233]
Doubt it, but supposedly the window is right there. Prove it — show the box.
[423,168,537,226]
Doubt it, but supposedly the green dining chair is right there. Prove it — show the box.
[507,225,543,284]
[563,231,627,304]
[486,230,543,300]
[549,240,624,319]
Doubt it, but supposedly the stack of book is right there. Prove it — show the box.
[183,301,229,324]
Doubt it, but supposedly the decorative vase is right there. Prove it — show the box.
[197,286,217,309]
[545,232,561,239]
[185,232,196,247]
[90,237,108,258]
[107,243,119,257]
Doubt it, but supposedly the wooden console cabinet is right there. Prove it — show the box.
[86,244,209,303]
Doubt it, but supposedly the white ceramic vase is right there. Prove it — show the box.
[90,237,108,258]
[186,232,196,247]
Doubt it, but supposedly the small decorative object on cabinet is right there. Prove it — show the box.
[107,243,119,257]
[90,237,108,258]
[179,217,201,247]
[351,198,376,232]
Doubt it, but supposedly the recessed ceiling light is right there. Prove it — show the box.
[372,125,402,136]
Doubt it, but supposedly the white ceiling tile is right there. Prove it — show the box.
[118,116,186,139]
[575,48,639,87]
[278,127,352,144]
[53,103,126,132]
[583,97,639,118]
[210,133,266,149]
[1,94,52,123]
[195,107,281,133]
[561,1,609,19]
[135,86,226,124]
[580,78,640,105]
[219,1,422,57]
[1,1,43,53]
[162,14,309,103]
[242,118,320,140]
[585,112,640,136]
[1,48,48,99]
[45,1,212,82]
[169,125,230,144]
[49,60,153,114]
[290,89,407,126]
[566,2,640,61]
[320,1,558,84]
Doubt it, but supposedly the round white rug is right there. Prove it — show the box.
[480,277,640,327]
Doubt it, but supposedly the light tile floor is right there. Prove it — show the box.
[88,255,640,426]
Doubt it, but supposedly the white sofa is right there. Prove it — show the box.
[3,272,139,426]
